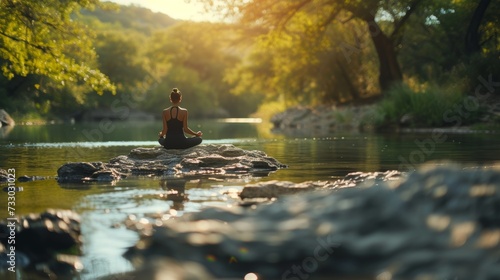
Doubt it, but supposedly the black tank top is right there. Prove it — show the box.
[166,106,183,134]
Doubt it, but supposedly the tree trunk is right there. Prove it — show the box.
[465,0,491,55]
[368,23,403,91]
[336,57,361,102]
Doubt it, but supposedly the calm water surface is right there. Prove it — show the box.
[1,120,499,279]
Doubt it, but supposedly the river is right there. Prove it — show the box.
[1,120,499,279]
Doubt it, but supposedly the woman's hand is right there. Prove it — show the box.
[196,131,203,137]
[158,131,164,138]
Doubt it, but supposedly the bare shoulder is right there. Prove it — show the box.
[161,107,171,119]
[178,107,189,115]
[177,107,188,120]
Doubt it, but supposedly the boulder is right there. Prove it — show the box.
[57,162,123,183]
[0,109,15,127]
[57,144,287,183]
[0,209,82,275]
[125,163,500,279]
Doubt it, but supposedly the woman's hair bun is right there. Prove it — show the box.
[170,88,182,102]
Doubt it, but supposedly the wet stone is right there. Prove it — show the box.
[0,209,82,276]
[57,144,287,183]
[240,170,404,199]
[17,175,49,182]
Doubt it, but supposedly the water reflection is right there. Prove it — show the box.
[0,125,13,138]
[60,183,93,190]
[159,177,190,210]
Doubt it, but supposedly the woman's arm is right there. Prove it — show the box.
[159,110,168,137]
[182,110,202,136]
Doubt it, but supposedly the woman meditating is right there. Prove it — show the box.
[158,88,203,149]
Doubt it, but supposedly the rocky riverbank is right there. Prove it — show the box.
[122,163,500,280]
[271,105,378,136]
[56,144,288,183]
[271,104,500,136]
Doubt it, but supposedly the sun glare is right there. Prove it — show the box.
[109,0,219,22]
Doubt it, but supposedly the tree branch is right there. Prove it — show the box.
[338,14,355,24]
[390,0,423,41]
[0,30,53,54]
[273,0,312,29]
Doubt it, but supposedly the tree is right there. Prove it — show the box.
[194,0,424,92]
[398,0,499,87]
[0,0,116,95]
[95,31,150,91]
[465,0,492,55]
[225,16,379,105]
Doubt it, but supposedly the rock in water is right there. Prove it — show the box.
[57,144,287,183]
[125,163,500,279]
[17,175,49,182]
[0,109,15,126]
[0,169,8,183]
[240,170,403,199]
[0,209,82,276]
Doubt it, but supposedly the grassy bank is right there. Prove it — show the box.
[373,83,493,130]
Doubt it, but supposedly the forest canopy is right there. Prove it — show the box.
[0,0,498,123]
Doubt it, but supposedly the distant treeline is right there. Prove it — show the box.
[0,0,498,122]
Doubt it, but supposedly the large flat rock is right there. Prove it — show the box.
[57,144,287,183]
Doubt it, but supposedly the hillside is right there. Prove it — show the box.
[80,4,178,34]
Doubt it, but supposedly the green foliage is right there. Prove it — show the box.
[196,0,430,91]
[453,52,500,94]
[142,22,248,118]
[2,0,498,126]
[0,0,116,94]
[252,100,289,122]
[196,0,499,123]
[399,0,500,91]
[375,83,485,128]
[80,5,176,34]
[225,14,380,108]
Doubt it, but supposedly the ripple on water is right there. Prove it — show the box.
[3,138,254,148]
